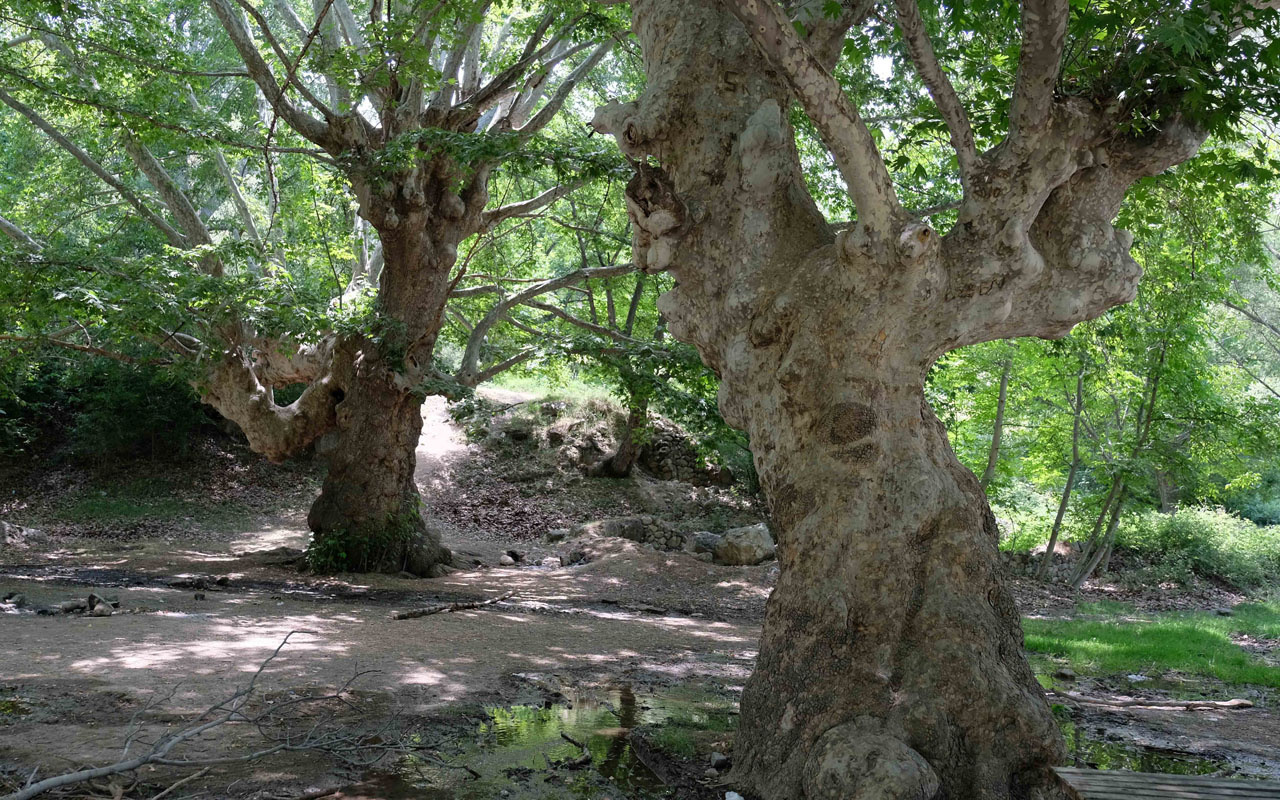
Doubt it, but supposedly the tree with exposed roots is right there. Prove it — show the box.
[590,0,1280,797]
[0,0,623,575]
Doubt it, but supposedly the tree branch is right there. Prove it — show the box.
[478,181,582,233]
[722,0,902,235]
[207,0,333,147]
[892,0,977,186]
[1009,0,1067,141]
[516,38,615,135]
[0,213,40,251]
[0,89,188,247]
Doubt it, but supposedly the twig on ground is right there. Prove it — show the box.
[391,591,515,620]
[1049,690,1253,710]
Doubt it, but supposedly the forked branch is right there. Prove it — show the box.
[722,0,902,234]
[1009,0,1068,142]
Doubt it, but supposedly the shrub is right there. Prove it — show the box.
[0,353,211,462]
[1116,507,1280,589]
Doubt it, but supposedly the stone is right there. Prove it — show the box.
[427,563,457,578]
[725,793,745,800]
[1053,667,1077,681]
[2,593,26,609]
[499,554,516,566]
[691,531,723,554]
[713,523,776,566]
[803,728,939,800]
[59,599,87,613]
[710,752,730,770]
[541,556,562,568]
[695,552,714,562]
[546,528,569,543]
[565,549,588,565]
[506,549,525,563]
[666,535,684,549]
[704,767,720,779]
[90,603,114,617]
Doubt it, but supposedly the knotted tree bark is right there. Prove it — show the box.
[592,0,1214,796]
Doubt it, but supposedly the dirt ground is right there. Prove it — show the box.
[2,397,1277,799]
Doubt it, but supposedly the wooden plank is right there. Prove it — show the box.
[1055,768,1280,800]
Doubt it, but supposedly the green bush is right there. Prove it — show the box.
[0,354,211,462]
[1116,507,1280,589]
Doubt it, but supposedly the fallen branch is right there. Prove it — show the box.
[1049,690,1253,711]
[391,591,515,620]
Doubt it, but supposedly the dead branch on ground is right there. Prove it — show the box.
[391,590,515,620]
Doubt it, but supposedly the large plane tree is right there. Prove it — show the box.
[0,0,622,575]
[591,0,1280,797]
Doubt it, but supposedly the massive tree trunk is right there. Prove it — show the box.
[305,339,451,575]
[737,365,1062,799]
[592,0,1206,795]
[302,167,479,576]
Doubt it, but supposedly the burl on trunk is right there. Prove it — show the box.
[593,0,1209,797]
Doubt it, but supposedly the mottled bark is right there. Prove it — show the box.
[306,338,450,575]
[592,0,1212,796]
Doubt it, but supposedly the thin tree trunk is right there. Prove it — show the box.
[1037,373,1083,581]
[1071,486,1126,589]
[979,354,1013,490]
[1070,477,1121,586]
[590,390,648,478]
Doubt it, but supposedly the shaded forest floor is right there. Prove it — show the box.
[1,394,1278,799]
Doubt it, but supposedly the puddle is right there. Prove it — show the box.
[1055,712,1226,775]
[398,684,736,799]
[0,699,32,720]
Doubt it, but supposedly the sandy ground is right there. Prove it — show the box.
[1,397,1277,797]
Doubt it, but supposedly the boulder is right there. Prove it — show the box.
[545,528,570,543]
[713,523,776,566]
[690,531,722,554]
[498,554,516,566]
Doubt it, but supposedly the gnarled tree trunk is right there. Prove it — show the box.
[593,0,1208,795]
[305,338,450,575]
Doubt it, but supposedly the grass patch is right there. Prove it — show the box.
[647,706,736,760]
[1023,600,1280,688]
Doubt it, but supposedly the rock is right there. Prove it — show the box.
[505,549,524,563]
[575,516,649,542]
[704,767,720,779]
[215,576,230,587]
[725,793,745,800]
[695,552,714,563]
[565,549,588,565]
[713,523,776,566]
[1053,668,1077,681]
[666,535,683,549]
[427,563,457,578]
[1,521,47,548]
[499,554,516,566]
[691,531,722,554]
[59,599,87,613]
[710,752,730,770]
[541,556,562,568]
[803,728,939,800]
[89,603,114,617]
[546,528,569,543]
[1215,607,1234,617]
[2,592,27,609]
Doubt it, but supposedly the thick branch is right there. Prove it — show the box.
[517,39,615,135]
[1009,0,1067,141]
[0,213,40,251]
[1223,299,1280,341]
[893,0,977,185]
[0,89,187,247]
[207,0,332,147]
[478,181,581,233]
[723,0,901,235]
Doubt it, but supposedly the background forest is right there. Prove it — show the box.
[2,0,1276,589]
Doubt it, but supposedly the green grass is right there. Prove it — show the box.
[1023,600,1280,688]
[490,373,618,406]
